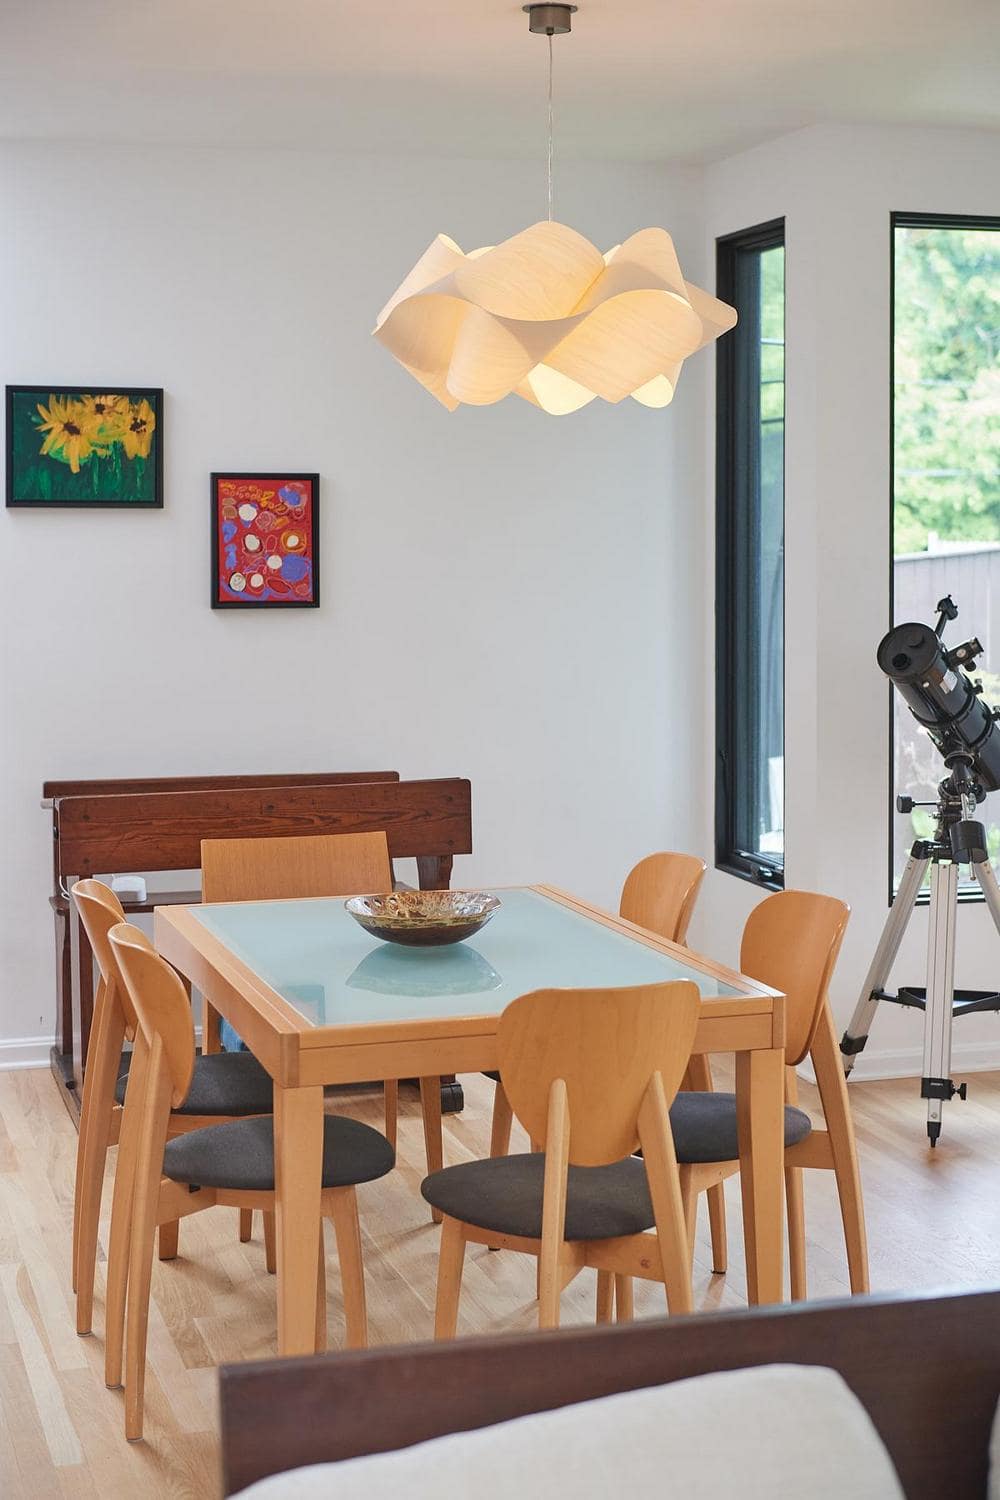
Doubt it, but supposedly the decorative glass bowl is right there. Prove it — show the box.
[344,890,501,947]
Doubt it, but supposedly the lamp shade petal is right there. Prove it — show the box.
[373,221,737,414]
[453,220,605,319]
[544,289,703,403]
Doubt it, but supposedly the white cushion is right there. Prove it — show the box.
[235,1362,906,1500]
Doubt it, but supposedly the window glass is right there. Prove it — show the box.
[716,222,785,885]
[891,217,1000,893]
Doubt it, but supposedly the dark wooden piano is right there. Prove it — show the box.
[43,770,473,1122]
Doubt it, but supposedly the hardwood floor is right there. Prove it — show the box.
[3,1063,1000,1497]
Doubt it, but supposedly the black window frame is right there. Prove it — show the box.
[715,216,786,890]
[888,209,1000,906]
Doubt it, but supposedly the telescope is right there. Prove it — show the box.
[877,595,1000,795]
[842,594,1000,1145]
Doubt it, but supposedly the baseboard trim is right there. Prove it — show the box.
[799,1037,1000,1085]
[0,1035,56,1071]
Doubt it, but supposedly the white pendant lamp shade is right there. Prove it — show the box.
[373,219,737,415]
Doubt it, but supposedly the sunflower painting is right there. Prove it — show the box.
[5,385,163,506]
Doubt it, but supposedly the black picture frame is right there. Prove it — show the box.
[211,472,321,610]
[5,384,164,508]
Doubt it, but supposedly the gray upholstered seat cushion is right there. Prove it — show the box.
[422,1153,654,1240]
[162,1113,394,1192]
[669,1091,812,1164]
[115,1049,273,1116]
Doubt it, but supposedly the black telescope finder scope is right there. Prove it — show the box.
[877,595,1000,795]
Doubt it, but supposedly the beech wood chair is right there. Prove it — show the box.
[670,888,869,1298]
[107,921,394,1441]
[200,831,445,1233]
[484,852,724,1272]
[70,879,273,1348]
[423,981,701,1335]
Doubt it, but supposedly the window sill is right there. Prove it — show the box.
[716,858,785,893]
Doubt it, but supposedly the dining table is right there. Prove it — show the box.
[154,884,787,1355]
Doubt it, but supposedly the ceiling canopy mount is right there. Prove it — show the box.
[523,4,578,37]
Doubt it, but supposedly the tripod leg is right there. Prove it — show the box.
[972,851,1000,937]
[922,861,959,1147]
[841,850,929,1076]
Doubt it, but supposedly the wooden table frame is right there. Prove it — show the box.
[155,885,786,1356]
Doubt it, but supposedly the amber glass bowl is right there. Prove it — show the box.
[344,890,500,947]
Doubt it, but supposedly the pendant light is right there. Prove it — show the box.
[373,4,737,415]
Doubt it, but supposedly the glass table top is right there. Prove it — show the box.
[190,886,744,1029]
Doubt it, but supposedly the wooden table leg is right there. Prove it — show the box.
[274,1083,325,1356]
[419,1077,444,1224]
[736,1045,784,1305]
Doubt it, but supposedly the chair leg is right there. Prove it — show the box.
[105,1042,148,1389]
[614,1275,634,1322]
[202,1002,221,1055]
[383,1079,398,1154]
[684,1053,727,1274]
[158,1220,179,1260]
[315,1224,327,1354]
[124,1093,169,1441]
[239,1208,253,1242]
[706,1184,728,1274]
[419,1077,444,1224]
[434,1215,467,1340]
[678,1165,698,1275]
[330,1187,368,1350]
[538,1081,570,1331]
[638,1077,693,1316]
[489,1080,514,1159]
[596,1270,614,1323]
[263,1210,276,1274]
[74,992,125,1334]
[811,1008,870,1294]
[785,1163,807,1300]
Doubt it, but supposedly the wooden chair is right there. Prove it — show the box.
[107,921,394,1441]
[618,852,728,1273]
[70,879,273,1352]
[486,853,722,1274]
[671,888,869,1298]
[199,831,445,1231]
[423,981,701,1335]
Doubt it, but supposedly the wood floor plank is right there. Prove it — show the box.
[3,1062,1000,1497]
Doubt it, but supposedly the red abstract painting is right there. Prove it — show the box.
[211,473,320,608]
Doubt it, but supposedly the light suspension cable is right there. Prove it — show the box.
[547,33,554,221]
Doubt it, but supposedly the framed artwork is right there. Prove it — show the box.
[211,473,320,608]
[6,385,163,508]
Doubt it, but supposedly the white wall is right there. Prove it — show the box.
[0,143,706,1049]
[689,124,1000,1079]
[6,124,998,1077]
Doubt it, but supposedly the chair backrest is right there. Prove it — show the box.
[201,831,392,904]
[497,982,701,1166]
[740,890,850,1067]
[71,878,137,1035]
[108,923,195,1109]
[619,852,707,946]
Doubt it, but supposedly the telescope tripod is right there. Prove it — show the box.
[841,758,1000,1144]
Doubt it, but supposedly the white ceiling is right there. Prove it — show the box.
[2,0,999,162]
